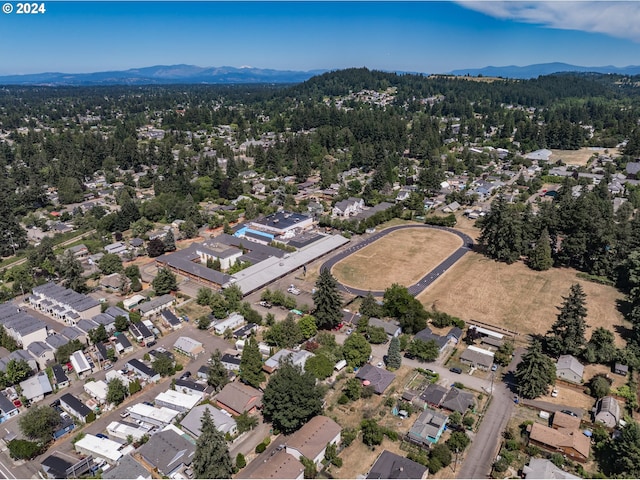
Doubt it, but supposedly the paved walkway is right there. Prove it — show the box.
[320,224,474,296]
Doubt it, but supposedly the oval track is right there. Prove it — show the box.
[321,224,474,296]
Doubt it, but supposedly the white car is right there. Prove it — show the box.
[551,388,559,397]
[287,285,301,295]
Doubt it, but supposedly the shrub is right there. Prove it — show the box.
[235,453,246,469]
[337,394,349,405]
[341,428,357,447]
[255,443,266,454]
[7,439,43,460]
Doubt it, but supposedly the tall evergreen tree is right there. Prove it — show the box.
[239,337,264,389]
[262,361,323,434]
[528,228,553,271]
[478,195,523,264]
[192,409,233,479]
[151,268,177,295]
[207,350,229,393]
[515,340,556,399]
[386,336,402,370]
[312,268,343,330]
[545,283,588,357]
[360,291,382,318]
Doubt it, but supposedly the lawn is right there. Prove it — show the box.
[550,147,620,167]
[417,252,629,346]
[332,227,462,291]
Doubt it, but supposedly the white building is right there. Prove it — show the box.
[74,434,132,464]
[214,313,244,335]
[84,380,108,404]
[154,389,201,413]
[106,421,152,442]
[70,350,92,377]
[128,403,180,427]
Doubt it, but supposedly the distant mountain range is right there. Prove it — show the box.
[0,64,327,86]
[3,62,640,86]
[448,62,640,79]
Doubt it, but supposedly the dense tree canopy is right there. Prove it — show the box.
[192,409,234,479]
[313,268,343,330]
[262,361,324,434]
[515,340,556,399]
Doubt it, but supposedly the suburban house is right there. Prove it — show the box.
[173,336,204,358]
[123,294,146,311]
[366,450,427,480]
[233,323,258,339]
[154,389,201,413]
[102,455,151,480]
[60,393,93,422]
[0,349,38,372]
[90,313,117,333]
[74,434,129,465]
[441,387,475,414]
[0,393,18,423]
[70,350,93,377]
[114,333,133,354]
[460,346,495,370]
[419,383,449,408]
[20,372,53,403]
[174,379,208,398]
[138,294,175,317]
[594,396,621,428]
[263,349,315,374]
[84,380,108,404]
[407,408,448,446]
[220,353,242,371]
[66,244,89,259]
[107,420,150,442]
[180,404,238,438]
[355,364,396,394]
[365,317,401,338]
[522,458,580,480]
[41,455,93,480]
[129,321,155,345]
[160,310,182,330]
[76,319,99,339]
[45,333,69,352]
[243,449,304,479]
[30,282,101,323]
[528,423,590,463]
[213,313,245,335]
[556,355,584,384]
[137,429,195,477]
[414,327,450,352]
[100,273,124,291]
[27,341,55,370]
[215,382,263,416]
[51,364,70,389]
[285,416,341,466]
[128,404,179,427]
[59,326,85,344]
[126,359,160,383]
[332,197,365,217]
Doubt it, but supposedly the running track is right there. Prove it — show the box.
[320,224,475,297]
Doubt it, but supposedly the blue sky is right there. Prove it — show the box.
[1,1,640,75]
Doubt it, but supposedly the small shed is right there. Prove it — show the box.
[614,363,629,376]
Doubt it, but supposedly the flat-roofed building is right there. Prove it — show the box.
[70,350,92,377]
[30,282,101,323]
[138,295,175,317]
[128,403,180,427]
[106,421,152,442]
[84,380,108,403]
[74,434,132,464]
[20,372,52,403]
[154,389,201,413]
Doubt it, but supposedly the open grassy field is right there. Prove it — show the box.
[332,228,462,291]
[417,252,628,346]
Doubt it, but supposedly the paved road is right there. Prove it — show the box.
[320,224,474,297]
[457,349,522,479]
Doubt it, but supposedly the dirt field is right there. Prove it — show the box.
[417,252,628,346]
[549,147,620,167]
[332,228,462,291]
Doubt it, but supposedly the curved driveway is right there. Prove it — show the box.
[321,224,474,296]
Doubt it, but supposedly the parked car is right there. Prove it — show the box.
[449,367,463,374]
[259,301,273,309]
[143,401,153,407]
[96,433,109,439]
[561,409,578,417]
[120,411,130,418]
[181,371,192,379]
[551,388,559,397]
[491,364,498,372]
[287,284,301,295]
[146,340,157,348]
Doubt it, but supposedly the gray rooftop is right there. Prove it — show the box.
[227,234,349,294]
[367,450,427,479]
[180,404,237,438]
[138,295,175,315]
[102,454,150,480]
[32,282,99,312]
[138,429,195,476]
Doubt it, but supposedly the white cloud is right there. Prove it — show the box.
[458,1,640,42]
